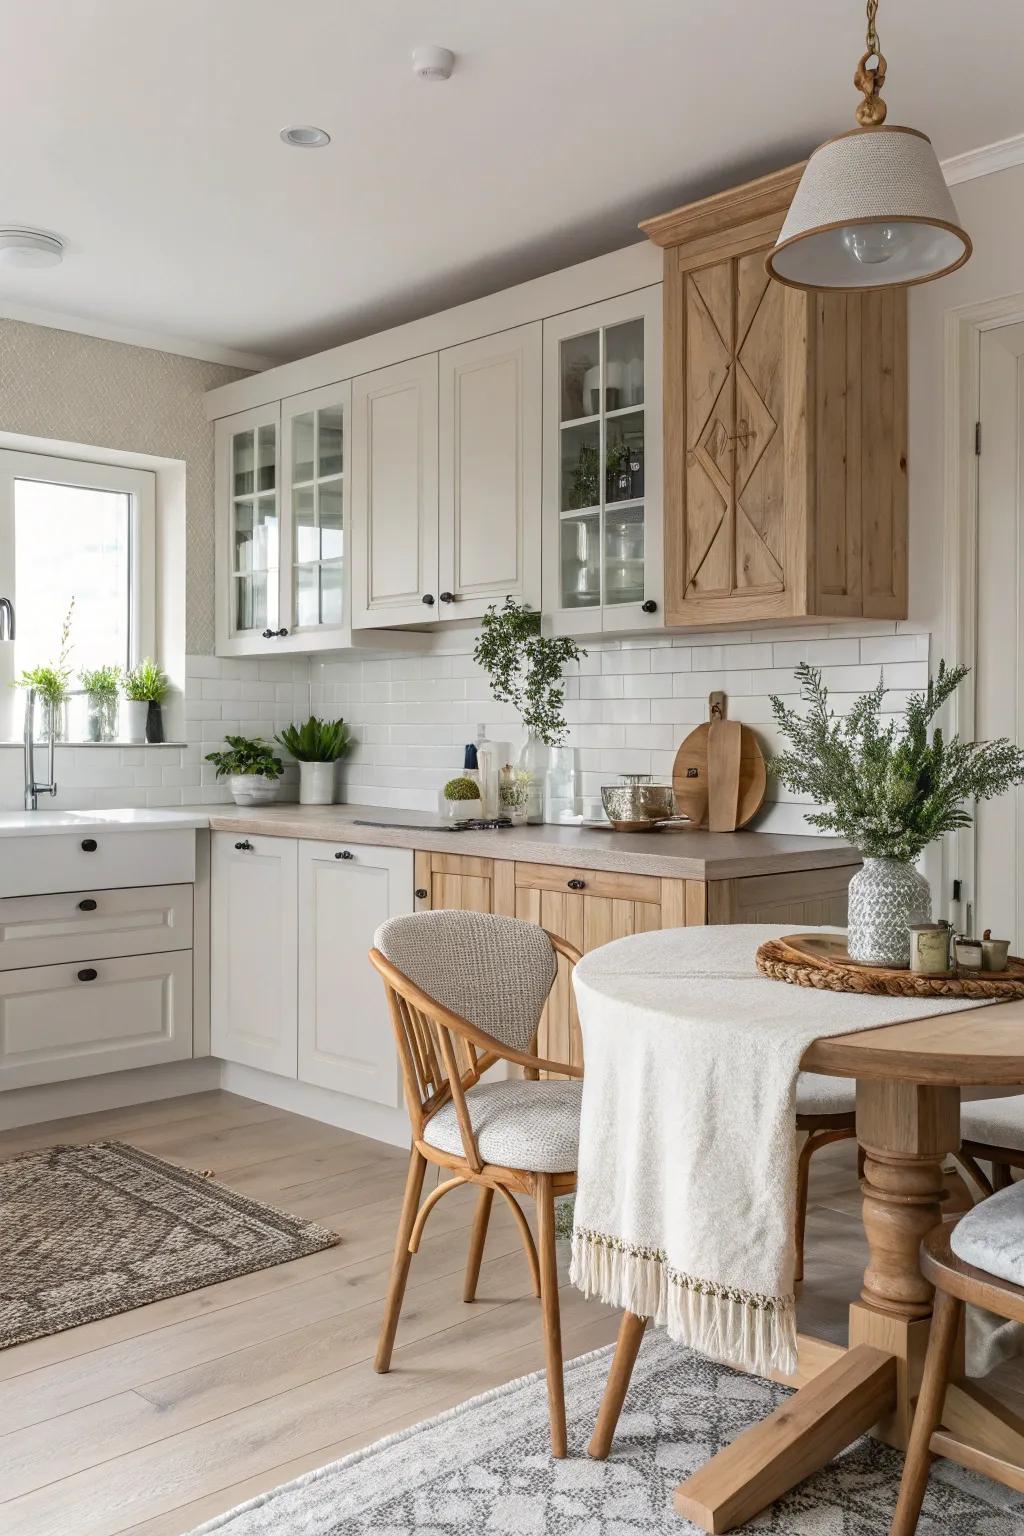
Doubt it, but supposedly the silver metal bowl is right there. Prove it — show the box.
[601,782,676,830]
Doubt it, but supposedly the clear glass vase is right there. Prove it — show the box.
[516,733,550,825]
[86,693,118,743]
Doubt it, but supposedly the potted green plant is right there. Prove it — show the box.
[79,665,121,743]
[474,598,586,823]
[769,662,1024,967]
[441,774,484,823]
[205,735,285,805]
[17,599,74,742]
[276,716,352,805]
[122,658,169,743]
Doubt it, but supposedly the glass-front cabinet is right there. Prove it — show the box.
[542,286,662,634]
[215,385,352,655]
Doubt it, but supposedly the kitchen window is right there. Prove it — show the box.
[0,448,155,739]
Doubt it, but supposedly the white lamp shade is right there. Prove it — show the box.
[767,126,970,290]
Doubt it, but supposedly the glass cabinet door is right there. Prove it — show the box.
[229,413,279,636]
[282,383,350,642]
[556,312,648,613]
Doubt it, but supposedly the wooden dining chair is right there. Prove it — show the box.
[793,1075,858,1282]
[955,1092,1024,1196]
[891,1184,1024,1535]
[369,909,583,1457]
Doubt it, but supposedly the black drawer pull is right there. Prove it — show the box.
[78,899,98,912]
[567,878,586,891]
[421,593,435,606]
[641,599,658,614]
[415,887,428,900]
[81,838,98,853]
[235,839,254,851]
[77,968,98,982]
[335,849,354,860]
[439,591,455,603]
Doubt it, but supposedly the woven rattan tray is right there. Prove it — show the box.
[756,932,1024,1000]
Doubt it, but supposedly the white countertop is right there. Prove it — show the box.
[0,808,211,837]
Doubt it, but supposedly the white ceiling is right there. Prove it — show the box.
[1,0,1021,366]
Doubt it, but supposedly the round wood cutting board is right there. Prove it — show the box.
[671,722,767,829]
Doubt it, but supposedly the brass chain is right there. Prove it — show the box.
[865,0,880,59]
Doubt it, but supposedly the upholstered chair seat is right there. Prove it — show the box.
[422,1078,583,1173]
[796,1072,856,1115]
[949,1177,1024,1288]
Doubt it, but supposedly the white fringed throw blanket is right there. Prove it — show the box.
[569,924,980,1377]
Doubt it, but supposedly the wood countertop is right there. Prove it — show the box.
[200,802,859,881]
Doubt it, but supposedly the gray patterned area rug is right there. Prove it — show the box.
[0,1140,338,1349]
[187,1331,1024,1535]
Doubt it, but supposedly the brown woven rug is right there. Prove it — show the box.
[0,1140,339,1349]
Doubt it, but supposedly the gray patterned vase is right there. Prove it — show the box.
[847,857,932,968]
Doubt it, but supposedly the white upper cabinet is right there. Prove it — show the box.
[351,354,439,628]
[542,287,663,635]
[437,324,542,621]
[215,385,352,656]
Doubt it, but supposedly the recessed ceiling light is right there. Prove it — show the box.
[279,125,331,149]
[0,228,64,269]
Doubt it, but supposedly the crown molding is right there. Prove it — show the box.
[0,301,275,372]
[941,132,1024,187]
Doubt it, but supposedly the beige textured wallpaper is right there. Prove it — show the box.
[0,319,246,653]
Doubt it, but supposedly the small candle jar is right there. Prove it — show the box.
[954,936,983,971]
[981,934,1011,972]
[909,923,952,976]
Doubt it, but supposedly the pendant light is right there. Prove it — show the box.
[766,0,971,290]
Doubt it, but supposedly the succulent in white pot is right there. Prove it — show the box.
[205,735,284,806]
[441,775,484,823]
[275,715,352,806]
[769,663,1024,967]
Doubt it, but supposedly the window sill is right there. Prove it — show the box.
[0,740,189,750]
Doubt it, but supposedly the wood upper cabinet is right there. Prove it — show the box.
[438,324,542,621]
[643,165,908,629]
[351,354,440,629]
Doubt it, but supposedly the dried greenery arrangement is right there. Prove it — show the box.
[769,661,1024,862]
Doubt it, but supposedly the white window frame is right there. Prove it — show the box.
[0,448,156,737]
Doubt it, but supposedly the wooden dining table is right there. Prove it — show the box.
[589,995,1024,1532]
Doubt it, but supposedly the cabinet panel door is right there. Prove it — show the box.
[438,324,541,620]
[211,833,297,1078]
[351,354,439,628]
[297,841,412,1103]
[414,852,494,915]
[278,381,352,652]
[215,402,283,657]
[0,951,192,1090]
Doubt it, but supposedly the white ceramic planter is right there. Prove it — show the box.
[299,760,336,805]
[228,773,280,806]
[121,699,149,743]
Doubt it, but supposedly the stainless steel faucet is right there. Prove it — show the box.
[24,687,57,810]
[0,598,13,641]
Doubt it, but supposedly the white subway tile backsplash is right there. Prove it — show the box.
[860,634,930,663]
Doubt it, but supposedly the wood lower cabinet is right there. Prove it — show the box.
[298,840,412,1105]
[414,851,498,915]
[643,165,907,629]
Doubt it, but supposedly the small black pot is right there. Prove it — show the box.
[146,700,164,744]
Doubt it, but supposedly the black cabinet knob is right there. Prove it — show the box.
[262,629,274,638]
[439,591,455,604]
[415,887,428,900]
[567,878,586,891]
[77,968,98,982]
[421,593,435,606]
[279,627,289,637]
[81,838,98,853]
[78,898,98,912]
[335,849,354,860]
[235,839,254,851]
[641,599,658,614]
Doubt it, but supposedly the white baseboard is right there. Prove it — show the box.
[219,1063,410,1148]
[0,1058,222,1132]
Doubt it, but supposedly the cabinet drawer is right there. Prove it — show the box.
[0,885,193,972]
[513,862,660,904]
[0,950,193,1090]
[0,830,195,899]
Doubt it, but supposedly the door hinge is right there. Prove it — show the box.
[975,420,982,456]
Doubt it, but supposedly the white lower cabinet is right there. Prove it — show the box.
[210,832,413,1104]
[0,951,193,1089]
[211,833,299,1078]
[297,840,413,1105]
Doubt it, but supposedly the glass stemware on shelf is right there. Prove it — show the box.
[557,317,645,611]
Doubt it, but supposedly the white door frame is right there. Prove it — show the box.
[944,291,1024,928]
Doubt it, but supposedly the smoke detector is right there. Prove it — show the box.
[0,228,64,269]
[412,45,455,81]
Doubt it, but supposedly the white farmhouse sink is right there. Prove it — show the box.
[0,808,209,837]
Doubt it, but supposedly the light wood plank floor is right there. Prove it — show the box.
[0,1090,1021,1536]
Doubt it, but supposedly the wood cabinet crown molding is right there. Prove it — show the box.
[639,163,805,249]
[645,165,908,631]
